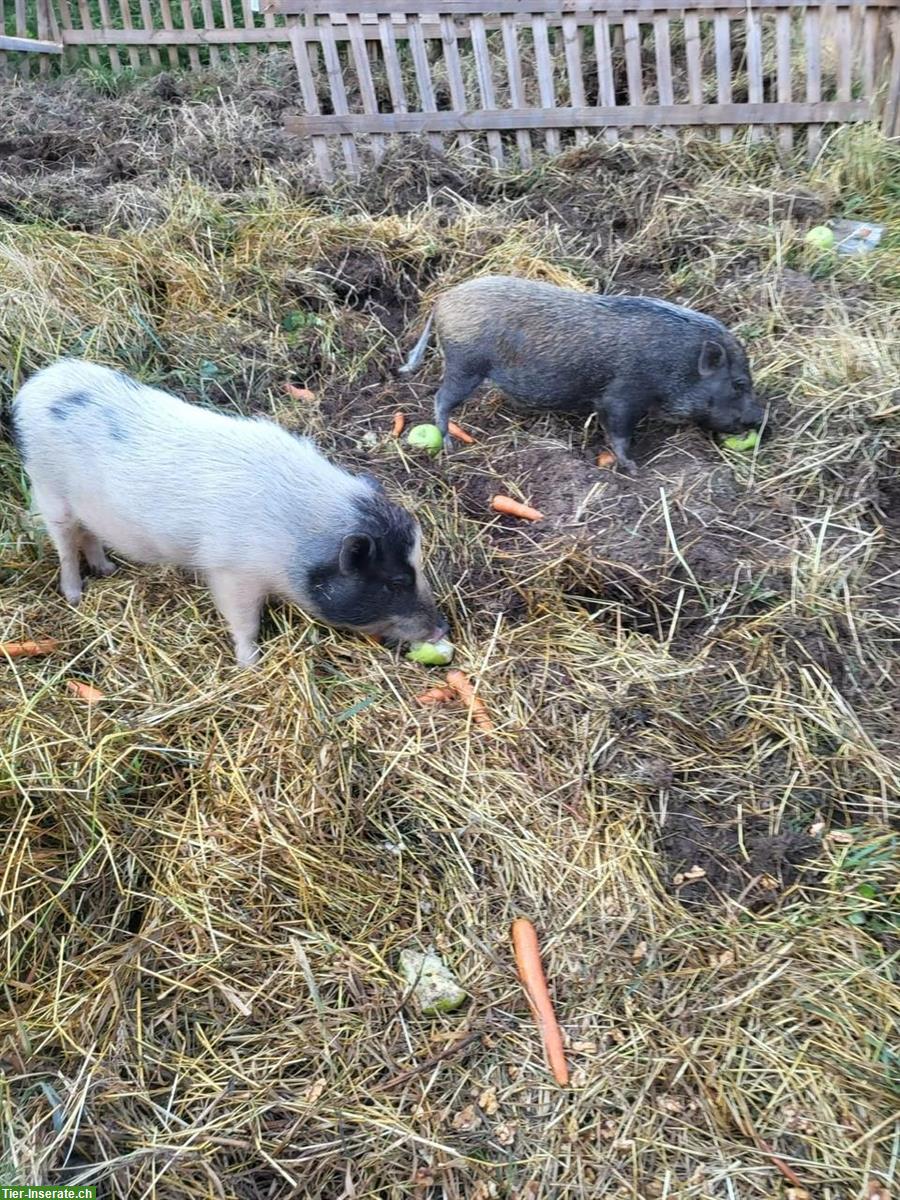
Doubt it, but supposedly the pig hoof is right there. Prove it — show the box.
[235,643,260,669]
[62,585,83,606]
[619,458,638,476]
[91,558,117,578]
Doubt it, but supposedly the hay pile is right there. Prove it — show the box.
[1,63,898,1199]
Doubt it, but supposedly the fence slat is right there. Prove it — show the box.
[218,0,235,61]
[378,14,408,112]
[319,13,360,172]
[471,14,504,164]
[179,0,200,69]
[444,13,477,158]
[532,14,561,153]
[653,13,675,137]
[592,14,618,142]
[714,10,733,141]
[775,7,793,150]
[117,0,142,69]
[137,0,160,66]
[158,0,181,67]
[745,6,764,141]
[242,0,258,59]
[836,5,853,99]
[200,0,221,66]
[885,11,900,135]
[0,0,8,75]
[346,12,385,159]
[14,0,29,77]
[623,13,644,134]
[500,16,532,164]
[287,99,871,135]
[407,12,444,151]
[562,12,589,144]
[862,6,879,94]
[94,0,121,71]
[805,6,822,158]
[684,11,703,105]
[287,18,332,180]
[54,0,79,70]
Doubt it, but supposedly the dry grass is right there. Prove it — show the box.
[0,66,899,1199]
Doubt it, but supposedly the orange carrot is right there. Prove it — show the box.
[511,918,569,1086]
[66,680,105,705]
[448,421,475,445]
[282,383,316,402]
[596,450,617,469]
[391,411,406,437]
[415,686,455,706]
[445,669,494,732]
[491,495,544,522]
[0,639,59,659]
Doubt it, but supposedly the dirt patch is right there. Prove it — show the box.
[660,796,819,907]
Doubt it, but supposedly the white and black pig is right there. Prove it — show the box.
[12,360,447,666]
[399,275,763,473]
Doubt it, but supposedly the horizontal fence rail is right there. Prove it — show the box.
[1,0,899,182]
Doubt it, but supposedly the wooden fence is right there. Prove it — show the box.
[2,0,899,179]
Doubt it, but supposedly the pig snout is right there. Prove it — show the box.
[742,397,765,428]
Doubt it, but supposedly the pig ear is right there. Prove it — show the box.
[698,340,727,377]
[339,533,377,575]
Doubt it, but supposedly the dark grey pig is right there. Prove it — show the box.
[399,275,762,473]
[13,360,447,666]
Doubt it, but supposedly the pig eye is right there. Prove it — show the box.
[390,574,413,590]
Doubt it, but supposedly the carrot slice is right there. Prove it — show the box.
[66,680,105,705]
[282,383,316,402]
[391,411,406,437]
[448,421,475,445]
[0,639,59,658]
[511,918,569,1086]
[491,495,544,522]
[596,450,617,469]
[415,686,455,706]
[445,669,494,732]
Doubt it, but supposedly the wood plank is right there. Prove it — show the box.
[653,13,675,137]
[14,0,29,77]
[683,11,703,105]
[745,6,764,141]
[378,14,408,112]
[471,14,504,164]
[0,32,63,52]
[444,12,476,158]
[562,13,588,145]
[179,0,201,70]
[219,0,235,61]
[73,0,101,65]
[286,99,872,135]
[623,13,644,133]
[862,6,879,95]
[158,0,182,67]
[136,0,160,66]
[274,0,897,14]
[593,13,618,143]
[242,0,259,59]
[200,0,221,66]
[836,5,853,100]
[714,10,733,142]
[885,12,900,135]
[94,0,122,71]
[805,6,822,159]
[62,24,298,44]
[532,14,561,153]
[407,12,444,151]
[775,7,793,151]
[501,15,532,163]
[346,12,385,159]
[117,0,142,69]
[287,17,332,181]
[37,0,51,74]
[319,13,360,173]
[0,0,6,75]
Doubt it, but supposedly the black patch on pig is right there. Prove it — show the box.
[105,410,126,441]
[49,391,94,421]
[114,369,143,392]
[304,494,438,636]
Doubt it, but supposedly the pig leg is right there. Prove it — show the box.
[79,531,116,577]
[32,483,84,604]
[595,388,640,476]
[207,569,265,668]
[434,362,486,450]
